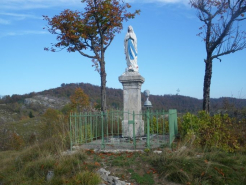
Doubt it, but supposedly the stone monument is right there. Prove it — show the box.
[119,26,145,137]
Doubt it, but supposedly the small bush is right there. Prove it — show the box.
[180,111,245,152]
[68,171,101,185]
[149,116,168,135]
[29,111,35,118]
[9,132,25,150]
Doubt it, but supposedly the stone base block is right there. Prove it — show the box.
[122,120,144,137]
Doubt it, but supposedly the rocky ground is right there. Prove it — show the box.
[63,147,182,185]
[24,95,69,110]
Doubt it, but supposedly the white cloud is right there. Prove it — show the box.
[15,30,47,35]
[0,12,42,20]
[0,0,190,10]
[0,30,48,38]
[21,30,48,35]
[0,0,84,10]
[0,18,10,24]
[126,0,189,4]
[159,0,189,3]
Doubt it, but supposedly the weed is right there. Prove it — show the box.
[0,142,101,185]
[152,146,246,185]
[127,168,155,185]
[70,171,101,185]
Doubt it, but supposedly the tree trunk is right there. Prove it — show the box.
[100,58,107,113]
[203,57,213,113]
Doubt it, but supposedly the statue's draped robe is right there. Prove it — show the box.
[124,28,138,72]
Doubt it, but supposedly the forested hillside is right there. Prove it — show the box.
[1,82,246,114]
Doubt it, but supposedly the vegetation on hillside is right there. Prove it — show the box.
[1,82,246,114]
[1,84,246,184]
[0,108,246,184]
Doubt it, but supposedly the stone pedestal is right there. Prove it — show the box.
[119,72,145,137]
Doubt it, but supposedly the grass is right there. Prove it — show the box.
[1,108,246,185]
[127,169,155,185]
[84,149,158,184]
[0,141,101,185]
[83,146,246,185]
[0,116,45,149]
[151,147,246,185]
[1,138,246,185]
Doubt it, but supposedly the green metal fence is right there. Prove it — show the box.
[69,109,178,150]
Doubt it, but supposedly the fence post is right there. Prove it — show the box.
[174,110,178,136]
[162,110,165,139]
[70,112,72,151]
[85,112,87,143]
[79,112,82,143]
[147,109,150,149]
[101,111,105,149]
[117,110,120,138]
[133,111,136,149]
[156,111,159,135]
[96,113,98,139]
[89,112,91,142]
[169,110,173,147]
[169,109,178,147]
[106,111,108,139]
[75,112,77,145]
[111,110,113,137]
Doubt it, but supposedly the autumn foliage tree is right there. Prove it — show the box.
[190,0,246,113]
[43,0,140,112]
[70,88,90,112]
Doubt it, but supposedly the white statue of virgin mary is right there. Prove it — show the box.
[124,26,138,72]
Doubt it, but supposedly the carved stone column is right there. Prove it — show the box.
[119,72,145,137]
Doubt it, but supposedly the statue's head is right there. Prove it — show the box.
[128,26,133,33]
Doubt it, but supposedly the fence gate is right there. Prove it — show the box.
[70,109,178,150]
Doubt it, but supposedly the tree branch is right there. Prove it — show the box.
[235,17,246,21]
[103,37,114,52]
[75,45,96,59]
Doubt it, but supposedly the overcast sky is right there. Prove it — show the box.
[0,0,245,99]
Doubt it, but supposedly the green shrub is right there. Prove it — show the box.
[29,111,35,118]
[68,171,101,185]
[149,116,168,135]
[181,111,243,152]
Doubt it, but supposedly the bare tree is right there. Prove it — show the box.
[190,0,246,113]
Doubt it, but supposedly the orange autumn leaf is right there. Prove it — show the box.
[70,88,89,112]
[214,167,225,177]
[95,162,100,166]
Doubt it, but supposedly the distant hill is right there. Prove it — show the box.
[1,82,246,114]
